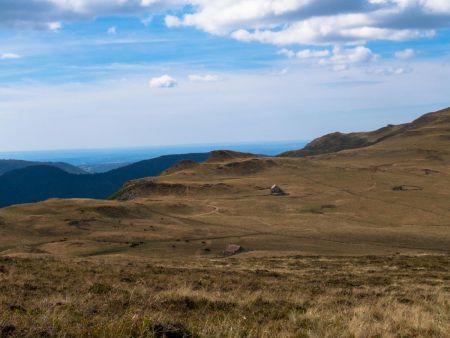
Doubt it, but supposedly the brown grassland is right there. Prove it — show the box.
[0,255,449,337]
[1,107,450,337]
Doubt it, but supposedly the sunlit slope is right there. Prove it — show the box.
[281,107,450,159]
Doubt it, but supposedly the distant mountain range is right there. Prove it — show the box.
[0,153,209,207]
[0,159,87,176]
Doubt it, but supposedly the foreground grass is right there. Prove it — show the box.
[0,254,449,337]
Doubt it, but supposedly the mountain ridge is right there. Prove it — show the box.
[280,107,450,157]
[0,153,210,207]
[0,159,87,176]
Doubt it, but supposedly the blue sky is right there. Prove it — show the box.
[0,0,449,151]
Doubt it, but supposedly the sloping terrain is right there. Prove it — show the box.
[0,153,209,207]
[0,108,449,258]
[0,159,86,176]
[280,107,450,157]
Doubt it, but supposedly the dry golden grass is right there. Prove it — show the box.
[0,254,449,337]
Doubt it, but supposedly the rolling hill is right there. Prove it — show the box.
[279,107,450,157]
[0,159,87,176]
[0,107,448,257]
[0,153,209,207]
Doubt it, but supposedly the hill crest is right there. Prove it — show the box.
[280,107,450,157]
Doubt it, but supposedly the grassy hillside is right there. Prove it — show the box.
[280,107,450,157]
[0,109,449,257]
[0,153,209,207]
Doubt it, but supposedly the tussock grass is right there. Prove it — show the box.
[0,255,449,337]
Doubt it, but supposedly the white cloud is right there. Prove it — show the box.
[164,0,447,46]
[107,26,117,34]
[0,53,21,60]
[188,74,219,82]
[279,45,377,70]
[395,48,415,59]
[1,0,449,47]
[149,75,178,88]
[319,46,378,70]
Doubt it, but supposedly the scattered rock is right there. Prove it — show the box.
[271,184,286,196]
[223,244,246,256]
[0,265,6,273]
[422,168,439,175]
[392,185,423,192]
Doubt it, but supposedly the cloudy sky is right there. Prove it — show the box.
[1,0,449,151]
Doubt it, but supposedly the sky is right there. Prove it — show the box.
[0,0,450,151]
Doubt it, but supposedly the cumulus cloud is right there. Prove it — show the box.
[319,46,378,70]
[1,0,449,47]
[149,75,178,88]
[0,53,21,60]
[279,45,377,70]
[188,74,219,82]
[395,48,415,59]
[165,0,448,46]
